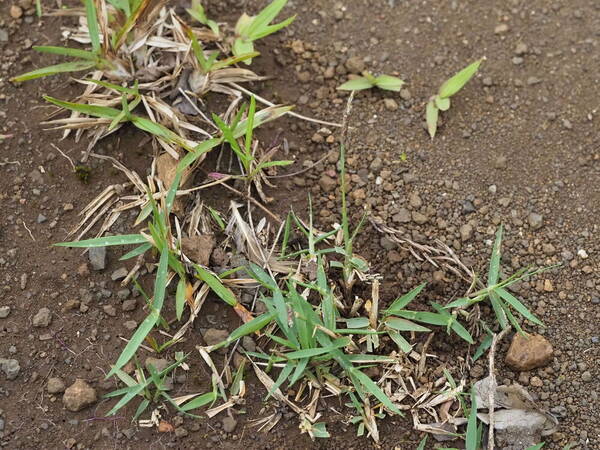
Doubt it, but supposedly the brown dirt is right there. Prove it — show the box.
[1,0,598,449]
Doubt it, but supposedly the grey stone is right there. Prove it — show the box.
[89,247,107,271]
[124,320,137,330]
[102,305,116,317]
[528,213,543,230]
[122,299,137,311]
[0,306,10,318]
[0,29,8,42]
[0,358,20,380]
[36,214,47,223]
[33,307,52,327]
[111,267,128,281]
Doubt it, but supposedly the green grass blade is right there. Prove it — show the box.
[266,361,294,399]
[384,317,430,332]
[252,15,296,40]
[387,330,413,353]
[119,242,152,260]
[395,310,447,326]
[44,95,120,118]
[83,0,101,54]
[283,339,349,360]
[85,78,139,94]
[133,398,150,421]
[337,77,373,91]
[193,265,237,307]
[55,234,147,248]
[489,290,508,329]
[33,46,98,60]
[212,312,276,351]
[244,95,256,157]
[352,369,402,415]
[426,100,438,139]
[466,386,479,450]
[374,74,405,91]
[211,51,260,70]
[177,138,221,174]
[496,287,543,326]
[232,106,293,138]
[175,277,186,321]
[450,320,474,344]
[416,436,428,450]
[384,282,426,315]
[105,385,145,415]
[488,225,503,286]
[525,445,545,450]
[245,0,288,38]
[11,60,96,83]
[107,241,169,377]
[439,59,483,99]
[472,333,493,361]
[180,391,217,412]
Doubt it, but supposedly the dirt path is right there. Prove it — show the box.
[1,0,598,448]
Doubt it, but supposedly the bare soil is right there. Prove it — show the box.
[1,0,599,449]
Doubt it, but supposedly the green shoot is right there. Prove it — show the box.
[444,225,550,334]
[338,71,405,92]
[465,386,480,450]
[233,0,296,64]
[426,58,484,139]
[187,0,220,36]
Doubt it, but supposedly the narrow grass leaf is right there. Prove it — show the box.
[426,100,438,139]
[175,277,186,321]
[177,138,221,174]
[435,96,451,111]
[496,287,543,326]
[439,59,483,99]
[33,46,98,60]
[83,0,101,53]
[193,265,238,307]
[44,96,120,118]
[384,282,426,315]
[245,0,289,38]
[387,330,413,353]
[55,234,147,248]
[489,290,508,329]
[374,74,405,91]
[119,242,152,260]
[525,445,545,450]
[466,386,479,450]
[353,369,402,415]
[384,317,430,332]
[416,436,428,450]
[216,312,275,349]
[395,310,447,326]
[337,77,373,91]
[450,320,474,344]
[488,224,503,286]
[472,333,493,361]
[180,391,217,412]
[107,241,169,377]
[12,61,96,82]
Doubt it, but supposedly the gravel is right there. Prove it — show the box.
[89,247,107,271]
[32,307,52,327]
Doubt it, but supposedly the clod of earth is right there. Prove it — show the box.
[32,307,52,328]
[47,377,66,394]
[62,379,97,412]
[0,306,10,318]
[202,328,229,346]
[145,357,169,372]
[181,234,216,267]
[505,333,553,371]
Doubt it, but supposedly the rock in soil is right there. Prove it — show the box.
[32,307,52,327]
[63,379,97,412]
[88,247,107,270]
[0,306,10,318]
[0,358,20,380]
[47,377,66,394]
[505,333,553,371]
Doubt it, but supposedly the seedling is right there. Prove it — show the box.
[445,225,554,334]
[187,0,219,36]
[233,0,295,64]
[105,354,218,419]
[426,59,483,139]
[338,71,405,92]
